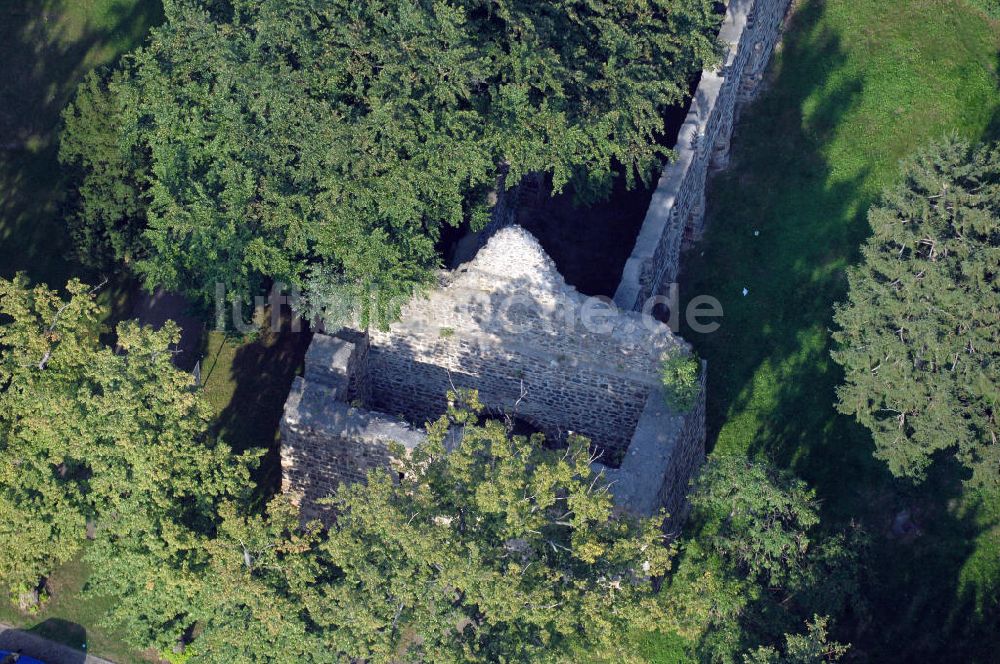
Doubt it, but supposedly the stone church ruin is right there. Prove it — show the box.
[280,0,790,522]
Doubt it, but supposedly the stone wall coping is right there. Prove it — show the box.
[284,377,426,451]
[303,334,356,392]
[593,386,686,516]
[594,359,707,516]
[613,0,787,309]
[383,282,679,344]
[720,0,754,58]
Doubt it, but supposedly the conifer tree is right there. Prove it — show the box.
[61,0,719,311]
[833,137,1000,485]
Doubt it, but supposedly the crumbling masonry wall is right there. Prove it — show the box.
[281,228,705,519]
[613,0,791,311]
[364,228,681,459]
[598,365,707,522]
[280,337,426,522]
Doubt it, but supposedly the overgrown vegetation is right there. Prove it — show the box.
[0,284,676,662]
[2,0,999,661]
[660,350,702,411]
[0,275,253,621]
[660,456,862,662]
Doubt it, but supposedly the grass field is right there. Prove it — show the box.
[0,553,152,664]
[0,0,163,316]
[675,0,1000,660]
[198,318,312,501]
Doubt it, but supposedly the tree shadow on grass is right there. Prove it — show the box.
[207,313,312,504]
[0,618,87,663]
[0,0,163,314]
[680,0,870,476]
[678,0,1000,659]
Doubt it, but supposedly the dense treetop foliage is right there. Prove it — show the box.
[0,280,680,660]
[833,137,1000,485]
[744,616,849,664]
[660,349,702,411]
[0,276,250,606]
[662,456,862,662]
[0,278,856,661]
[61,0,719,313]
[95,391,674,662]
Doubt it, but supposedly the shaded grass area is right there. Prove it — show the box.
[670,0,1000,660]
[0,0,163,319]
[0,553,151,664]
[198,314,312,502]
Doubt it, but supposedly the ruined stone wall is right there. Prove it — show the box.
[594,362,707,520]
[302,331,371,404]
[655,365,708,523]
[367,333,655,460]
[281,228,708,519]
[281,376,426,521]
[613,0,791,311]
[366,227,684,460]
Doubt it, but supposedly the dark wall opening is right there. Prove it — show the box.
[511,85,696,297]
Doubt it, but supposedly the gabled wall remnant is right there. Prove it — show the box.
[364,226,683,460]
[281,227,705,521]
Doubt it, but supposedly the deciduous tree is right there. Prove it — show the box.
[744,616,849,664]
[105,391,673,662]
[661,456,861,663]
[0,276,251,612]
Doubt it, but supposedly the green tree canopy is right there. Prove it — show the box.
[832,137,1000,485]
[661,456,862,663]
[61,0,719,311]
[96,391,672,662]
[0,276,251,608]
[687,455,819,585]
[744,616,849,664]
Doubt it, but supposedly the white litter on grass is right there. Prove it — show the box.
[742,287,749,296]
[754,230,760,236]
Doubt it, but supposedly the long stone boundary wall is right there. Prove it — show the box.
[613,0,791,311]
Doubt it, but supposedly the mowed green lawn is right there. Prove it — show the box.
[677,0,1000,660]
[0,0,163,313]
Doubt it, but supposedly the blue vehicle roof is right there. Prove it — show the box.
[0,650,48,664]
